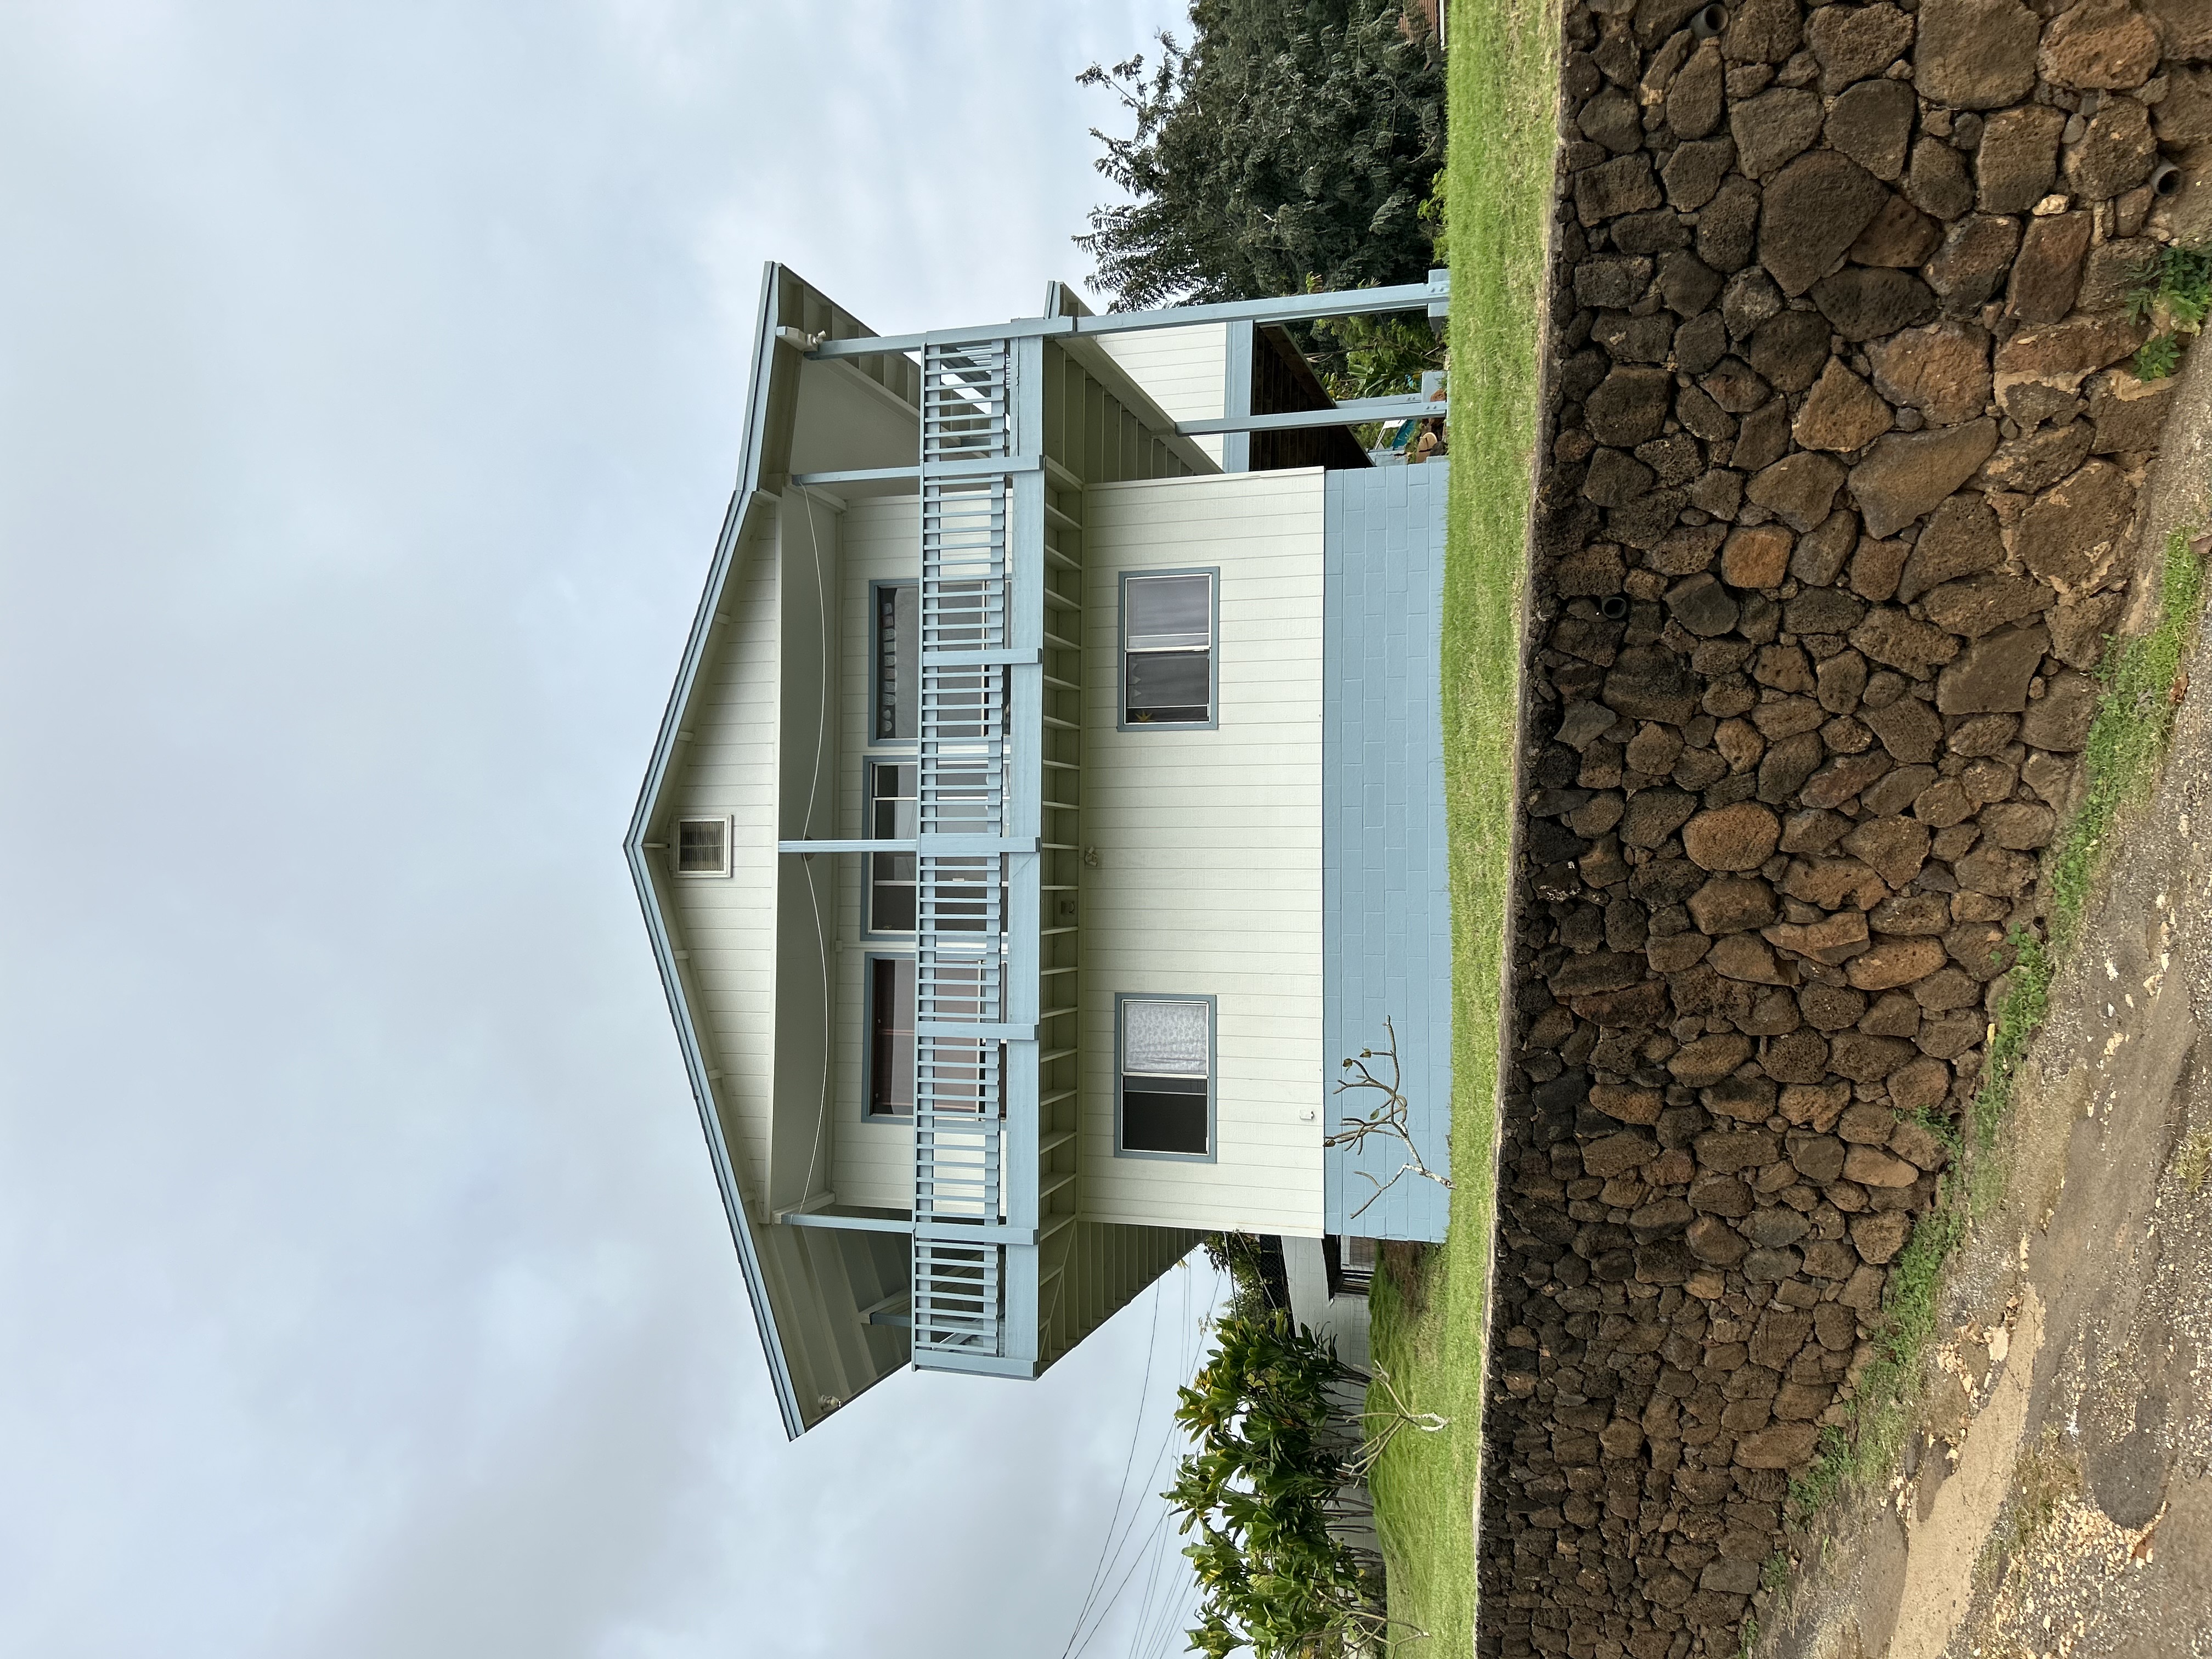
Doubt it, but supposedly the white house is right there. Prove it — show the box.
[628,264,1454,1434]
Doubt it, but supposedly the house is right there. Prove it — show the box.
[627,263,1457,1435]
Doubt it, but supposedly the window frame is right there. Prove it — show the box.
[860,950,918,1121]
[1116,567,1220,732]
[1113,991,1218,1163]
[869,578,921,748]
[859,757,919,940]
[672,815,733,878]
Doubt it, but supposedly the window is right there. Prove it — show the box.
[1121,571,1215,727]
[675,816,731,876]
[866,762,917,932]
[867,956,916,1116]
[1117,995,1214,1157]
[874,582,919,741]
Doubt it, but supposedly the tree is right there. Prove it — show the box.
[1076,1,1445,313]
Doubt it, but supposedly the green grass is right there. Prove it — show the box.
[1364,3,1559,1651]
[1790,525,2212,1519]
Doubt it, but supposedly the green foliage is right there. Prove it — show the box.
[2127,246,2212,380]
[2175,1126,2212,1192]
[1076,0,1444,309]
[1167,1308,1389,1657]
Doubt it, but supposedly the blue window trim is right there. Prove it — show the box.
[1115,567,1220,733]
[859,949,917,1123]
[867,577,919,751]
[856,755,919,943]
[1112,991,1218,1163]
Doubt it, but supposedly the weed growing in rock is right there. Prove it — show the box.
[2174,1126,2212,1193]
[2128,247,2211,380]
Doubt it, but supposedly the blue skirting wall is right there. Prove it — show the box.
[1322,462,1453,1244]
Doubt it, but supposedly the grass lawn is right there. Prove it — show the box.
[1366,2,1560,1651]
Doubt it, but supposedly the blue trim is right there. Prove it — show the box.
[857,949,919,1122]
[1114,567,1221,733]
[1321,464,1453,1244]
[1112,992,1219,1164]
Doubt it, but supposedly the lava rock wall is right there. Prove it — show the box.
[1479,2,2207,1655]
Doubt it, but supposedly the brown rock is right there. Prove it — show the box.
[1849,421,2001,540]
[1736,1421,1821,1468]
[2067,98,2157,202]
[1723,0,1804,63]
[1785,855,1887,910]
[1747,308,1836,394]
[2087,369,2176,455]
[2019,669,2100,751]
[1888,1056,1953,1113]
[1980,800,2057,849]
[1838,1103,1897,1144]
[1831,1030,1917,1080]
[1922,573,2055,639]
[1704,355,1776,414]
[1689,874,1781,934]
[1847,935,1949,990]
[1956,844,2039,896]
[1722,523,1793,589]
[1807,3,1915,94]
[1945,712,2020,757]
[1994,317,2147,426]
[1623,786,1702,847]
[2007,212,2094,325]
[1606,646,1702,724]
[1863,693,1945,764]
[1844,1144,1919,1187]
[1812,267,1939,343]
[1871,893,1953,935]
[1765,1028,1832,1083]
[1592,1083,1664,1124]
[1977,105,2066,216]
[1759,150,1892,296]
[1914,0,2040,110]
[1795,359,1895,453]
[1801,1239,1859,1280]
[1848,1208,1914,1264]
[1587,365,1677,447]
[1978,420,2096,495]
[1584,1131,1661,1178]
[2145,0,2212,64]
[1733,87,1826,180]
[1840,814,1946,889]
[1695,1128,1781,1172]
[1709,933,1791,984]
[1826,78,1917,182]
[1936,622,2051,714]
[1864,764,1942,817]
[1852,537,1914,603]
[1687,1214,1751,1266]
[1849,193,1945,268]
[1764,911,1872,965]
[1912,966,1983,1009]
[1888,1116,1953,1169]
[1683,801,1783,872]
[1897,493,2004,602]
[1927,215,2023,315]
[1861,988,1924,1037]
[1852,606,1962,676]
[1669,41,1726,140]
[1803,751,1895,809]
[2049,591,2125,670]
[1690,1171,1757,1216]
[1869,321,1992,430]
[2078,238,2162,314]
[2039,0,2162,91]
[1792,517,1865,593]
[1576,153,1665,225]
[1909,137,1978,223]
[1672,1032,1756,1086]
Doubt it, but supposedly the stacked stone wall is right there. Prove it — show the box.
[1479,1,2209,1655]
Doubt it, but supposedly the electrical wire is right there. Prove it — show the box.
[796,484,833,1211]
[1060,1284,1166,1658]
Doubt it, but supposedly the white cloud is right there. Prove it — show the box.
[0,3,1220,1655]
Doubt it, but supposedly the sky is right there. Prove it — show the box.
[0,4,1230,1655]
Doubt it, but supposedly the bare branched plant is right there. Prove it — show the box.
[1345,1362,1449,1480]
[1326,1016,1451,1218]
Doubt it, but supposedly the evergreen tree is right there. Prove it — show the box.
[1077,1,1444,312]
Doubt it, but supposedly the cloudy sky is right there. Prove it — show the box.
[0,4,1229,1654]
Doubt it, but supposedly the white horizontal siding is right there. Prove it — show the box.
[1078,470,1328,1235]
[664,528,781,1200]
[1093,323,1227,467]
